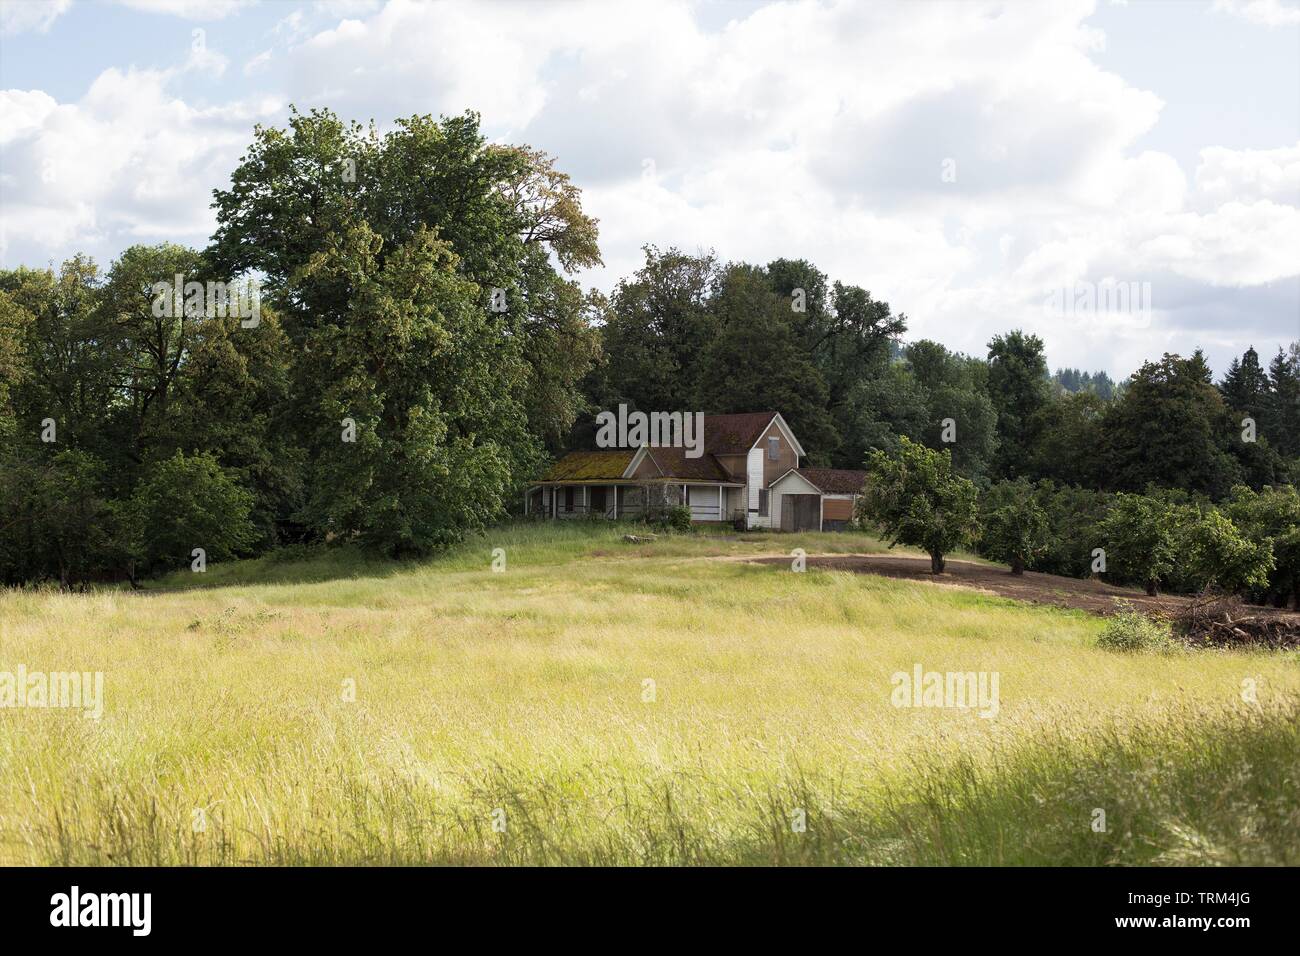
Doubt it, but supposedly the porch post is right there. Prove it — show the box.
[613,485,618,519]
[718,484,723,522]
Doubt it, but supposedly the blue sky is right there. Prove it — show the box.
[2,0,1298,377]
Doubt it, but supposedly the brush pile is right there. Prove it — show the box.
[1171,591,1300,649]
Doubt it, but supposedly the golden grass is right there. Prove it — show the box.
[1,522,1297,865]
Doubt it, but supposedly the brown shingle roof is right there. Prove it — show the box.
[795,467,869,494]
[540,411,783,484]
[643,447,735,482]
[541,450,635,481]
[703,412,778,455]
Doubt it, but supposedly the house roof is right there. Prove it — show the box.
[641,447,735,482]
[790,467,869,494]
[539,410,808,485]
[540,450,636,481]
[703,412,780,455]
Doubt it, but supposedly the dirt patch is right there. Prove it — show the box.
[749,553,1300,624]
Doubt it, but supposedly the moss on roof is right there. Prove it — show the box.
[541,450,636,481]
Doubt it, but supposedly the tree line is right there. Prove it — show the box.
[1,106,1297,592]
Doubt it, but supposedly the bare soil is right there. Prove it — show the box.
[748,553,1300,622]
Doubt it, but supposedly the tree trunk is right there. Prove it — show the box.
[1145,580,1158,597]
[930,552,945,574]
[1011,556,1025,576]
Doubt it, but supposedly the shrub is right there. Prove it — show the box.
[1097,605,1175,652]
[650,505,693,533]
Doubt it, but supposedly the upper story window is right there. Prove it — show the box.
[767,436,780,461]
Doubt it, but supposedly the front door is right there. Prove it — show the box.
[589,486,607,516]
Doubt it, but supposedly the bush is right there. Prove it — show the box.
[645,505,693,533]
[1097,605,1175,653]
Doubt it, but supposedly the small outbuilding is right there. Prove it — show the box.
[768,467,869,532]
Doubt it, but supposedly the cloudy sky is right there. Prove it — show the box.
[1,0,1297,377]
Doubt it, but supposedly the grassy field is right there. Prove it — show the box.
[1,521,1297,865]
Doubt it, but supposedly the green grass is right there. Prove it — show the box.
[1,521,1296,865]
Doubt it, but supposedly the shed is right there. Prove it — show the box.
[769,467,869,532]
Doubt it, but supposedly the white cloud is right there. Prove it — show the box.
[1212,0,1300,27]
[0,0,70,35]
[113,0,259,19]
[0,63,281,263]
[243,48,273,76]
[1195,142,1300,206]
[1,0,1296,375]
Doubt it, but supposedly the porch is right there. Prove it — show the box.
[526,481,742,523]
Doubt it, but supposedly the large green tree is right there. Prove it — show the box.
[208,107,602,547]
[695,264,839,459]
[986,330,1050,479]
[1100,352,1244,497]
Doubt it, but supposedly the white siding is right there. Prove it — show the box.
[747,447,768,527]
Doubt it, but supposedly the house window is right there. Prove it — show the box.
[758,488,769,517]
[767,436,780,461]
[564,487,574,512]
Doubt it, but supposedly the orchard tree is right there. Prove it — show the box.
[979,479,1051,574]
[1031,481,1112,578]
[1178,506,1274,595]
[856,436,980,573]
[1097,493,1180,595]
[1226,484,1300,607]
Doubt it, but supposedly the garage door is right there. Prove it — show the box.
[781,494,821,532]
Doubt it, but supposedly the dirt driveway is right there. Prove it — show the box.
[748,553,1300,620]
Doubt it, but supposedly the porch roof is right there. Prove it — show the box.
[540,450,636,481]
